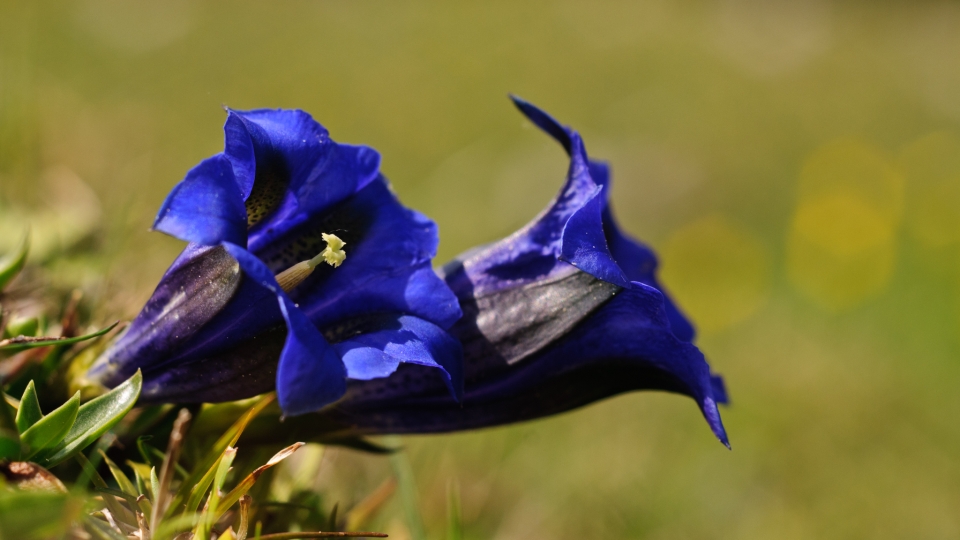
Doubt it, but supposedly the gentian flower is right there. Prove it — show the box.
[87,109,463,416]
[270,98,730,446]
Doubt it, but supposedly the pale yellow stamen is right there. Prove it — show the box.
[319,233,347,268]
[275,233,347,293]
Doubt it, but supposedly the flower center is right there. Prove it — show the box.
[275,233,346,292]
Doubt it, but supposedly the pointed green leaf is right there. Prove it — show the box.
[35,370,141,467]
[20,392,80,459]
[16,380,44,433]
[0,233,28,292]
[0,321,117,353]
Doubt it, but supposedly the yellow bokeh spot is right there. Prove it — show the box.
[899,131,960,248]
[661,215,771,334]
[796,139,904,222]
[786,139,902,311]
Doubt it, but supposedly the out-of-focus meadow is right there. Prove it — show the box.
[2,1,960,538]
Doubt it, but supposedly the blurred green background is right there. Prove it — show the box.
[3,1,960,538]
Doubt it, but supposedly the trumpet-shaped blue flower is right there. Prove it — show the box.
[279,97,729,445]
[88,109,463,416]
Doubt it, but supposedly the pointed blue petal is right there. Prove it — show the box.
[223,243,347,416]
[334,315,463,401]
[152,155,247,246]
[510,94,573,154]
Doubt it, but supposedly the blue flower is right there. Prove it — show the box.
[87,109,463,416]
[287,97,729,446]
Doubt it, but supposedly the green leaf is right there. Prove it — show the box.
[35,370,142,467]
[16,380,44,433]
[0,233,28,292]
[0,322,118,353]
[20,392,80,460]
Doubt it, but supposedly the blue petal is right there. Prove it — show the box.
[224,109,329,201]
[152,155,247,246]
[255,177,462,331]
[223,243,347,416]
[224,109,381,237]
[276,295,347,416]
[334,315,463,401]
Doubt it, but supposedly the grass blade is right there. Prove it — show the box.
[0,322,117,353]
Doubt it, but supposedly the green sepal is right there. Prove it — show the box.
[16,380,44,433]
[34,370,141,467]
[20,392,80,460]
[0,233,28,292]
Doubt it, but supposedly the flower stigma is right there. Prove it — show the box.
[275,233,347,292]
